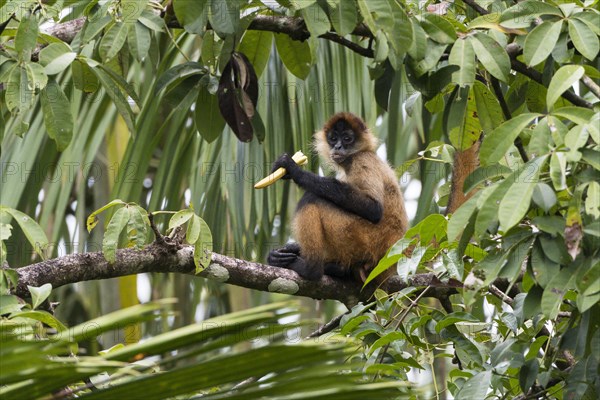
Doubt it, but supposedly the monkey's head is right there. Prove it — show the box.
[315,112,378,166]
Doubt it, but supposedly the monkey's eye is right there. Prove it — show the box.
[342,135,353,144]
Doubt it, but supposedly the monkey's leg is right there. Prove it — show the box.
[287,257,324,281]
[324,263,347,278]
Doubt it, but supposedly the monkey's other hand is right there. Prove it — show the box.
[271,153,298,179]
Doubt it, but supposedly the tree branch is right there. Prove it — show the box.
[490,76,529,163]
[510,58,594,109]
[463,0,489,15]
[42,14,373,59]
[14,243,461,306]
[34,8,595,109]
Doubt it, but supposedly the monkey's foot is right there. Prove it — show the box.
[267,243,301,267]
[267,245,323,281]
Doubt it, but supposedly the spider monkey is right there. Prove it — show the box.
[267,112,408,286]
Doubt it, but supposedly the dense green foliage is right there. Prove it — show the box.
[1,0,599,399]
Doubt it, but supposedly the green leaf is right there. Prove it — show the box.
[238,30,272,78]
[449,38,475,86]
[443,249,464,280]
[435,312,479,333]
[463,86,482,149]
[480,113,539,165]
[448,192,481,242]
[470,33,510,82]
[541,267,572,319]
[523,284,543,318]
[456,371,492,400]
[40,80,74,151]
[195,86,226,143]
[0,294,24,315]
[374,29,389,63]
[71,59,99,93]
[532,183,557,212]
[186,214,201,244]
[519,359,539,393]
[420,14,456,44]
[4,65,34,113]
[1,206,49,259]
[552,106,595,125]
[414,214,448,244]
[473,80,504,134]
[12,310,67,332]
[480,250,510,285]
[564,125,588,162]
[575,260,600,313]
[587,113,600,144]
[549,151,567,191]
[39,42,76,75]
[364,238,414,286]
[407,17,428,61]
[126,205,149,249]
[102,206,130,263]
[500,236,535,282]
[356,0,393,34]
[25,62,48,92]
[173,0,209,34]
[498,155,548,231]
[15,14,38,53]
[121,0,146,23]
[301,2,330,37]
[529,117,553,156]
[92,65,136,133]
[82,15,112,43]
[155,62,206,94]
[168,209,194,232]
[581,148,600,170]
[408,40,448,77]
[397,246,427,281]
[99,22,128,61]
[547,65,584,111]
[463,164,512,193]
[138,10,165,32]
[368,331,406,356]
[573,11,600,35]
[209,0,239,37]
[585,182,600,218]
[28,283,52,310]
[387,1,412,61]
[568,18,599,61]
[329,0,357,36]
[499,1,562,29]
[127,22,151,62]
[441,326,483,367]
[523,20,562,66]
[193,216,212,272]
[274,33,312,79]
[87,200,127,232]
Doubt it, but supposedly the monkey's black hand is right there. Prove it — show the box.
[271,153,298,180]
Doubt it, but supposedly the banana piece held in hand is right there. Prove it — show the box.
[254,151,308,189]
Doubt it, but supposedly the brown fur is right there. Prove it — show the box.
[446,142,480,214]
[293,113,408,286]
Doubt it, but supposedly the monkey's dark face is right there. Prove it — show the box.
[326,120,356,164]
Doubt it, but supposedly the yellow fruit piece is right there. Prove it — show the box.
[254,151,307,189]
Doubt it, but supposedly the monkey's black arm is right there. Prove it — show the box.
[286,163,383,223]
